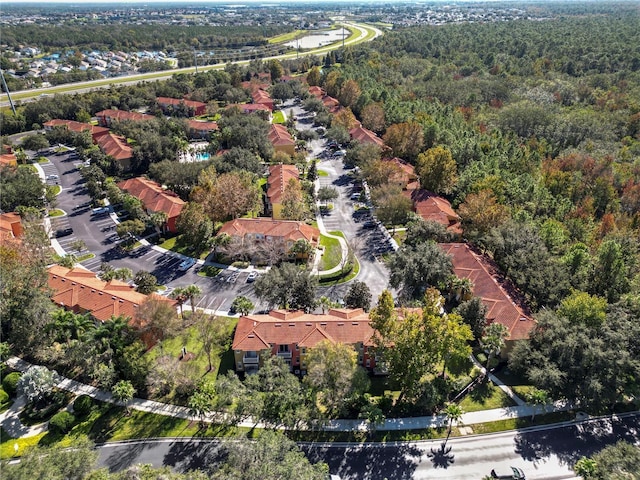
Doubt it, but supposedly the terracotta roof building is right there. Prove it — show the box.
[226,103,272,117]
[232,308,376,374]
[251,90,274,111]
[307,86,325,98]
[47,264,175,324]
[217,218,320,261]
[0,153,17,167]
[156,97,207,116]
[268,124,295,157]
[439,243,535,353]
[349,126,386,148]
[95,109,155,127]
[43,119,109,141]
[118,177,185,233]
[266,164,299,219]
[186,120,218,139]
[0,212,23,244]
[410,190,462,235]
[95,133,133,171]
[322,95,342,114]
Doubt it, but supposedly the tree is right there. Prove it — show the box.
[99,264,132,282]
[371,184,413,233]
[188,381,215,425]
[332,108,359,131]
[148,211,168,235]
[170,287,188,317]
[574,457,598,479]
[442,403,464,444]
[112,380,136,414]
[176,202,215,254]
[135,296,179,344]
[557,290,607,328]
[133,270,158,294]
[211,430,328,480]
[525,388,550,420]
[192,170,262,222]
[0,165,45,211]
[338,79,361,109]
[591,441,640,479]
[21,133,49,152]
[360,102,386,134]
[231,296,254,316]
[416,146,458,195]
[49,309,95,343]
[183,284,202,314]
[458,189,509,240]
[382,121,424,162]
[344,281,372,311]
[304,340,370,418]
[280,178,309,221]
[317,186,339,205]
[306,66,321,86]
[196,313,233,372]
[17,365,57,403]
[345,143,382,170]
[590,239,631,303]
[388,241,453,301]
[454,297,487,340]
[57,254,77,268]
[481,322,510,371]
[254,262,317,312]
[116,219,145,244]
[4,438,98,480]
[404,218,454,246]
[268,59,284,82]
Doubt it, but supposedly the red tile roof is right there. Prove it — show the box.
[47,264,175,323]
[95,133,132,161]
[233,308,374,350]
[308,86,325,98]
[218,218,320,245]
[227,103,272,113]
[0,212,23,243]
[0,153,17,167]
[186,119,219,132]
[410,190,462,233]
[95,109,154,123]
[252,89,272,105]
[349,126,386,148]
[118,177,185,219]
[267,164,299,204]
[43,119,109,139]
[156,97,206,110]
[268,124,295,147]
[439,243,535,340]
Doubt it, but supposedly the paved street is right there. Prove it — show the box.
[95,414,640,478]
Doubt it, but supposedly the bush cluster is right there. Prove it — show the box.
[2,372,21,397]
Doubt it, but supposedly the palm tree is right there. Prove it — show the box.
[50,310,95,343]
[183,284,203,314]
[481,322,510,372]
[148,211,168,236]
[443,402,464,446]
[93,315,130,352]
[170,287,188,317]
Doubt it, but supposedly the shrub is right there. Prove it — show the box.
[3,372,21,397]
[49,411,76,434]
[0,388,9,405]
[73,394,93,416]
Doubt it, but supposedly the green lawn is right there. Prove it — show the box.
[145,317,238,403]
[268,29,305,44]
[459,381,516,412]
[317,169,329,177]
[319,234,342,271]
[198,265,221,277]
[48,208,64,217]
[159,235,209,259]
[272,110,286,124]
[493,369,535,400]
[77,253,95,262]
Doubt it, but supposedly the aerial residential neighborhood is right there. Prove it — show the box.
[0,1,639,480]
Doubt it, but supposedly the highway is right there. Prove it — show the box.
[1,22,382,108]
[96,413,640,479]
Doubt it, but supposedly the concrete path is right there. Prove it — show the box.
[4,357,574,439]
[470,355,526,407]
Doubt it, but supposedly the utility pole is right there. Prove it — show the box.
[0,69,17,115]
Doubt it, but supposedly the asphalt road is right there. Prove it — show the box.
[96,413,640,478]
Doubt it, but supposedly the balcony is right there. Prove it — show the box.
[243,352,259,364]
[276,350,292,359]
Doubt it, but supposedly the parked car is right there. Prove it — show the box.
[54,227,73,238]
[47,174,59,180]
[178,258,196,271]
[91,206,110,216]
[246,271,258,283]
[490,467,526,479]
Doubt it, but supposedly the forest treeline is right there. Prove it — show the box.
[1,24,290,52]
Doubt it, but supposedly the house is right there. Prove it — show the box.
[94,109,155,127]
[266,164,299,219]
[439,243,535,355]
[409,190,462,235]
[322,95,342,113]
[241,80,271,93]
[0,212,23,244]
[185,119,219,139]
[349,126,386,148]
[117,177,185,233]
[226,103,272,118]
[47,265,176,346]
[0,152,18,168]
[43,119,109,141]
[95,133,133,171]
[251,89,275,111]
[268,124,295,157]
[217,218,320,260]
[156,97,207,116]
[307,86,325,98]
[47,264,175,323]
[232,308,375,374]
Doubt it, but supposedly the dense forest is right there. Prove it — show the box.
[0,24,290,52]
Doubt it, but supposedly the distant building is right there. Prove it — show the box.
[156,97,207,116]
[43,119,109,141]
[185,119,219,139]
[266,164,299,219]
[0,212,23,244]
[95,109,155,127]
[349,126,386,148]
[251,89,274,111]
[118,177,185,233]
[95,133,133,171]
[268,124,295,157]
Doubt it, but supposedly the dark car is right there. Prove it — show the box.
[55,227,73,238]
[362,220,377,229]
[491,467,525,479]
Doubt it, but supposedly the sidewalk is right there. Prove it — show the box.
[3,357,573,438]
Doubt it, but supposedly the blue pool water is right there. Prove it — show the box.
[196,152,210,161]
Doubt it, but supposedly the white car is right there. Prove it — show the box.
[246,271,258,282]
[178,258,196,271]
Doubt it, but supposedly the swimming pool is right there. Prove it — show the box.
[196,152,210,161]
